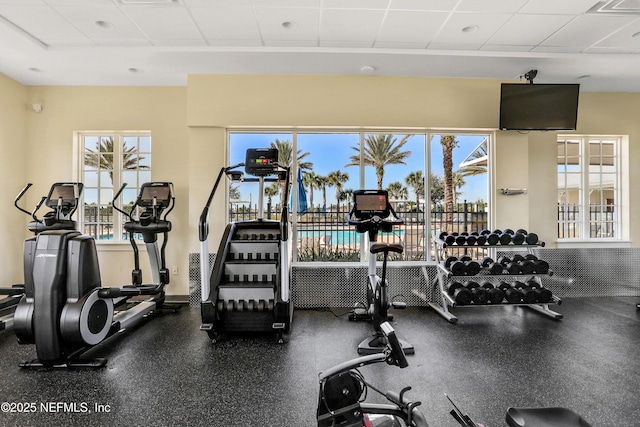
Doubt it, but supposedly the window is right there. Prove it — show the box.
[228,130,490,262]
[78,131,151,242]
[557,135,620,239]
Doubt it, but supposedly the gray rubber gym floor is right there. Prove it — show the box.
[0,297,639,426]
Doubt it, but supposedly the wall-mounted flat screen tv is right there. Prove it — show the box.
[499,83,580,131]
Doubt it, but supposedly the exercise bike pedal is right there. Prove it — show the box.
[391,301,407,309]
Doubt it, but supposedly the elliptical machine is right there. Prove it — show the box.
[317,321,428,427]
[10,181,177,368]
[348,189,414,355]
[1,183,80,331]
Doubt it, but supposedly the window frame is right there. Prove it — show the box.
[227,128,493,263]
[557,134,623,241]
[74,130,152,244]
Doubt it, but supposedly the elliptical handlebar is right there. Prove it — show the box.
[112,183,133,222]
[14,183,34,217]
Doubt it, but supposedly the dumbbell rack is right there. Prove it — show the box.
[428,236,562,324]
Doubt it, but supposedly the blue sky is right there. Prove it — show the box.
[230,132,488,208]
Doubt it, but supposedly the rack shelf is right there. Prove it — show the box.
[427,235,563,323]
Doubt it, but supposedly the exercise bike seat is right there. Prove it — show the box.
[370,243,404,255]
[506,407,592,427]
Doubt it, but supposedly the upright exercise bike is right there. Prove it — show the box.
[348,189,414,355]
[0,182,80,331]
[8,181,177,368]
[317,321,428,427]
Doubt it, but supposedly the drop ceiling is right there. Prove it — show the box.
[2,0,640,91]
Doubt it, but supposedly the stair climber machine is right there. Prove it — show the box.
[7,181,178,368]
[0,182,81,331]
[199,148,292,344]
[348,189,414,355]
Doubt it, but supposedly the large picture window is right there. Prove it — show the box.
[78,131,151,242]
[558,135,621,240]
[229,130,490,262]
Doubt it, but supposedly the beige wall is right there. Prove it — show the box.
[4,72,640,294]
[18,84,189,295]
[0,74,28,284]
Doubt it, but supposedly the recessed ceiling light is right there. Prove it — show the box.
[28,67,41,72]
[128,68,140,73]
[632,31,640,38]
[578,75,591,79]
[462,25,479,33]
[95,20,114,29]
[281,21,297,29]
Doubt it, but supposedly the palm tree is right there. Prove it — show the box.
[316,175,330,215]
[440,135,458,230]
[345,134,412,189]
[269,139,313,204]
[84,136,148,183]
[264,182,280,219]
[327,170,349,214]
[386,181,408,210]
[405,171,424,212]
[452,171,466,207]
[303,171,318,212]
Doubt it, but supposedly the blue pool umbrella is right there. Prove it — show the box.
[296,168,308,214]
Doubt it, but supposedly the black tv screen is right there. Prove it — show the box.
[499,83,580,131]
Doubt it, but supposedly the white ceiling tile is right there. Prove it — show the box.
[542,14,637,48]
[389,0,457,11]
[455,0,528,13]
[55,5,148,41]
[120,6,201,40]
[252,0,320,8]
[255,7,319,41]
[532,45,584,53]
[0,4,87,41]
[377,10,448,43]
[519,0,598,14]
[591,20,640,48]
[190,6,260,40]
[322,0,389,9]
[432,12,512,45]
[487,14,575,46]
[182,0,252,6]
[320,9,385,42]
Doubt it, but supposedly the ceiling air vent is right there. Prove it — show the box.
[587,0,640,14]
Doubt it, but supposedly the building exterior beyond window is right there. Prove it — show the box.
[557,136,619,239]
[79,132,151,242]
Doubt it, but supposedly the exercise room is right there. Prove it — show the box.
[1,1,639,426]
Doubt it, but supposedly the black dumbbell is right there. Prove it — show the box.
[480,256,494,267]
[505,261,521,275]
[466,281,487,304]
[486,233,499,245]
[520,259,536,274]
[439,231,448,241]
[481,282,505,304]
[512,281,538,303]
[466,234,477,245]
[455,235,467,245]
[524,254,538,261]
[512,231,526,245]
[515,229,539,245]
[445,234,456,245]
[497,255,511,266]
[479,229,491,236]
[525,279,553,303]
[511,254,525,263]
[444,256,458,269]
[534,259,550,274]
[450,259,466,275]
[488,262,504,275]
[475,234,487,245]
[499,232,512,245]
[498,281,523,303]
[446,281,473,305]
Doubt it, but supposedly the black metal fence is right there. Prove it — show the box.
[229,201,489,261]
[558,203,615,239]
